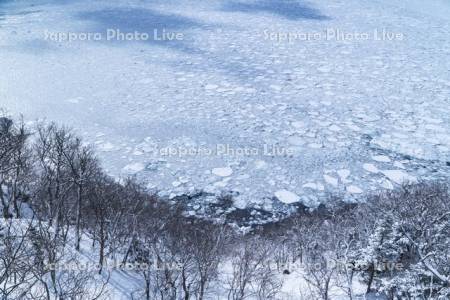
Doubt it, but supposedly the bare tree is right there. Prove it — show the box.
[0,116,32,219]
[226,236,281,300]
[63,137,98,251]
[33,123,76,241]
[0,218,37,298]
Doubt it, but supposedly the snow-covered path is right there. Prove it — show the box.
[1,0,450,209]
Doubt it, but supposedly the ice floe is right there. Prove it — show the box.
[275,190,300,204]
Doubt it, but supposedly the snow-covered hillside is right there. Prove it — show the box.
[1,0,450,209]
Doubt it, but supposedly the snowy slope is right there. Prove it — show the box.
[1,0,450,209]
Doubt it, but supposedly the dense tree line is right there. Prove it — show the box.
[0,114,449,299]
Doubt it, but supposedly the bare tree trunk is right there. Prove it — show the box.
[98,220,105,274]
[75,184,83,251]
[182,269,190,300]
[12,177,20,218]
[366,263,375,294]
[144,272,150,300]
[0,186,11,219]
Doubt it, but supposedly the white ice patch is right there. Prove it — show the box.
[123,162,145,174]
[380,179,394,190]
[303,182,324,191]
[346,185,363,194]
[323,174,338,187]
[138,78,152,84]
[269,84,282,91]
[287,136,304,146]
[363,163,379,173]
[212,167,233,177]
[337,169,351,181]
[204,84,218,90]
[66,97,82,104]
[393,161,405,169]
[329,124,342,132]
[97,142,115,152]
[372,155,391,162]
[275,190,300,204]
[291,121,305,129]
[307,143,323,149]
[381,170,417,185]
[254,160,268,169]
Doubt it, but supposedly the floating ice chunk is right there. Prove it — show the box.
[337,169,351,180]
[315,120,331,127]
[381,170,417,185]
[380,179,394,190]
[317,66,331,73]
[179,176,190,184]
[303,182,324,191]
[138,78,152,84]
[133,150,144,156]
[205,84,218,90]
[275,190,300,204]
[323,175,338,187]
[291,121,305,128]
[214,180,229,187]
[287,136,304,146]
[233,196,247,209]
[123,162,145,174]
[270,84,282,91]
[393,161,405,169]
[308,143,323,149]
[347,124,361,131]
[66,97,81,104]
[372,155,391,162]
[172,181,182,187]
[363,163,379,173]
[212,167,233,177]
[329,125,342,132]
[97,142,115,152]
[347,185,363,194]
[217,87,229,93]
[254,160,268,169]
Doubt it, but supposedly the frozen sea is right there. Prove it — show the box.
[1,0,450,209]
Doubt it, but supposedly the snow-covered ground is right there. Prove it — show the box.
[1,0,450,209]
[0,218,365,300]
